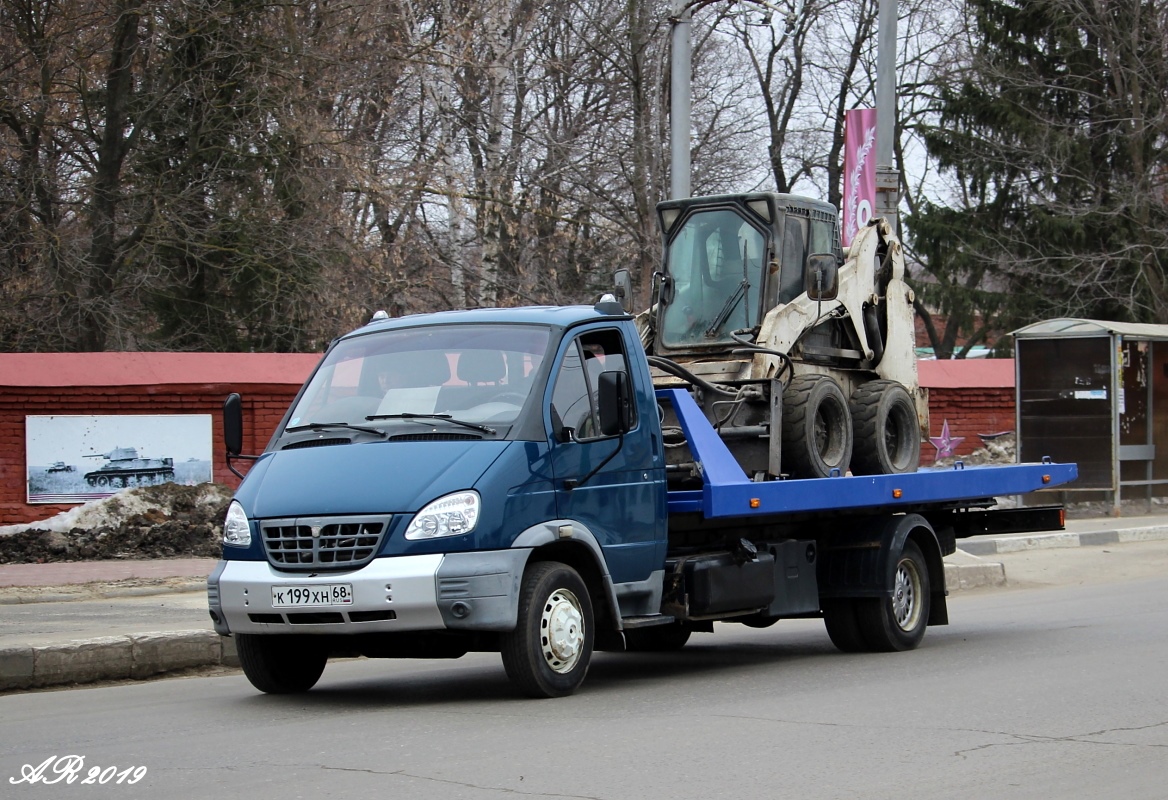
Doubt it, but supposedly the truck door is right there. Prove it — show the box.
[547,327,666,586]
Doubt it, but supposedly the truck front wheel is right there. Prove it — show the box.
[501,561,594,698]
[856,539,931,651]
[236,634,328,694]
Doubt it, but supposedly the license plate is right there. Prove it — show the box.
[271,584,353,607]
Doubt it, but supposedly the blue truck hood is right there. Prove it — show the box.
[242,440,511,518]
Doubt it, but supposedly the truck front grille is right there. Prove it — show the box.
[259,515,391,571]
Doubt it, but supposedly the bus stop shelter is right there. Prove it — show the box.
[1013,318,1168,515]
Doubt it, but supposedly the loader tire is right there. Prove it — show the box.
[781,375,853,479]
[849,380,920,475]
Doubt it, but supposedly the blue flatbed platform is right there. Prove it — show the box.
[658,388,1078,520]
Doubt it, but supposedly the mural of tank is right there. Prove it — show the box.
[83,446,175,488]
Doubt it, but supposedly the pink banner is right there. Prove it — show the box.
[842,108,877,247]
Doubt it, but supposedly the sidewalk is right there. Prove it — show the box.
[3,513,1168,693]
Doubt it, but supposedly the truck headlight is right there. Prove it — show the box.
[223,501,252,547]
[405,490,480,540]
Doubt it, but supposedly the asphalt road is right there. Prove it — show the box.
[2,550,1166,800]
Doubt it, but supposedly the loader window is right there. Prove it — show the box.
[660,209,765,348]
[777,214,808,305]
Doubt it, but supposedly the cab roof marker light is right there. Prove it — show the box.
[746,199,771,222]
[660,207,681,233]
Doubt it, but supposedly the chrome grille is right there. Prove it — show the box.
[259,515,391,571]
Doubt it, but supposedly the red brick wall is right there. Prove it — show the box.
[925,386,1015,461]
[0,384,300,525]
[2,371,1020,522]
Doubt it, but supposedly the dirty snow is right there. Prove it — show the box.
[0,483,233,564]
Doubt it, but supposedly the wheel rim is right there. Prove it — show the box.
[885,402,917,471]
[814,398,846,464]
[540,588,584,673]
[893,557,923,631]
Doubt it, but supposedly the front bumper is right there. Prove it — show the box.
[209,550,528,636]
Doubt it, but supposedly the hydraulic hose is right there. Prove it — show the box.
[646,355,738,397]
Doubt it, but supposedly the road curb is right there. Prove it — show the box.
[945,561,1006,591]
[958,525,1168,555]
[0,581,206,605]
[0,631,237,692]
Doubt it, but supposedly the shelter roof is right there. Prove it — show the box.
[1012,318,1168,340]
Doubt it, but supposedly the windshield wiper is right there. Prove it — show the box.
[705,241,753,338]
[366,413,496,435]
[705,280,748,338]
[284,421,387,437]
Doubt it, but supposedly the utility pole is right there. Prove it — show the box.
[875,0,900,231]
[670,0,692,200]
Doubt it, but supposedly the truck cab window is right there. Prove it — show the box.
[550,329,635,441]
[284,324,549,435]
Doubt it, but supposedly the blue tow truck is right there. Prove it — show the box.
[211,296,1075,698]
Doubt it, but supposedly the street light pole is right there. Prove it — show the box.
[875,0,900,231]
[670,0,692,200]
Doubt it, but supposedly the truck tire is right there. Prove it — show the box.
[501,561,594,698]
[781,375,853,479]
[236,634,328,694]
[624,622,692,651]
[849,380,920,475]
[822,599,867,653]
[856,539,930,651]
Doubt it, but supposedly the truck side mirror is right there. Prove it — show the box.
[805,253,839,301]
[224,393,244,457]
[597,371,631,437]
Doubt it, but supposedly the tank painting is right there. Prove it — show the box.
[25,415,213,504]
[82,447,176,488]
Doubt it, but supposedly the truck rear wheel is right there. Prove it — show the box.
[822,600,867,652]
[850,380,920,475]
[782,375,853,479]
[856,539,930,651]
[501,561,594,698]
[236,634,328,694]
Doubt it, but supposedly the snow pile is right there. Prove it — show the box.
[0,483,233,564]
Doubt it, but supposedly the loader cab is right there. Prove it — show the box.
[654,193,842,354]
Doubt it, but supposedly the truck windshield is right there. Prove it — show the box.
[285,324,551,435]
[660,209,765,348]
